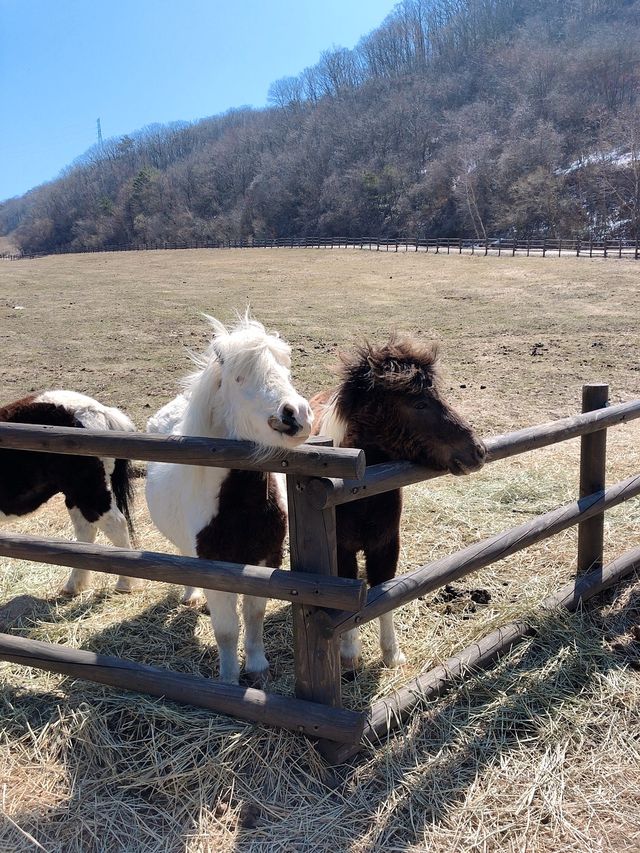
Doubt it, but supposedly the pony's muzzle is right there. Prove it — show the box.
[268,401,313,438]
[449,439,487,475]
[268,413,300,436]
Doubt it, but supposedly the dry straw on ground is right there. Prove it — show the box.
[1,250,639,852]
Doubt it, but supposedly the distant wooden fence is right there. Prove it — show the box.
[1,385,639,760]
[2,235,639,260]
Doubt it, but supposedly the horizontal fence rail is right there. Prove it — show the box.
[325,472,640,636]
[0,423,365,480]
[322,543,640,762]
[2,235,638,261]
[307,398,640,509]
[0,632,365,743]
[0,533,366,610]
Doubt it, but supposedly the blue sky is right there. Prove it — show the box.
[0,0,395,202]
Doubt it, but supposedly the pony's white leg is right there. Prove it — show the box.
[181,585,205,607]
[242,594,269,683]
[379,611,406,667]
[204,589,240,684]
[96,504,144,593]
[62,507,97,594]
[340,627,363,671]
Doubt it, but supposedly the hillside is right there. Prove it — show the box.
[2,0,639,254]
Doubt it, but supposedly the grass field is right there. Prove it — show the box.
[1,249,639,852]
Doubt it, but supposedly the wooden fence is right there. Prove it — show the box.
[2,235,639,261]
[1,384,639,760]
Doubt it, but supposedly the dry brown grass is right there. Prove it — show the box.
[1,249,639,852]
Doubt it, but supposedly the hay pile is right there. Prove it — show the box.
[1,431,639,852]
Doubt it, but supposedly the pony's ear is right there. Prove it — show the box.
[201,314,228,338]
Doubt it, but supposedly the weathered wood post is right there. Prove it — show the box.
[577,383,608,573]
[287,457,342,710]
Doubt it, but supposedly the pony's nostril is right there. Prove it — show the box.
[282,404,296,419]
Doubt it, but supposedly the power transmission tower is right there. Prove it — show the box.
[96,118,103,146]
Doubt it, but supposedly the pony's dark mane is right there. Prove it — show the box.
[335,337,441,415]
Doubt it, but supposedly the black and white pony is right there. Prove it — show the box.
[145,315,313,684]
[0,390,142,595]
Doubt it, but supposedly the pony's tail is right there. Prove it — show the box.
[111,458,137,548]
[102,405,137,547]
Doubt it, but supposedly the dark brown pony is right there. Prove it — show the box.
[311,337,486,670]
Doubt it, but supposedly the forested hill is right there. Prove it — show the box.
[3,0,639,255]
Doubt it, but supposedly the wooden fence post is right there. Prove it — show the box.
[287,470,342,709]
[577,383,608,573]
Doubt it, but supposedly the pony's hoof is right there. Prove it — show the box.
[60,582,88,596]
[181,593,206,608]
[340,655,362,673]
[115,577,145,593]
[244,667,271,689]
[382,649,407,668]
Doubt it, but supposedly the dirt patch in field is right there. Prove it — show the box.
[1,249,639,434]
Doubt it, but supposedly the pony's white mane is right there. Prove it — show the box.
[182,313,291,393]
[177,313,294,447]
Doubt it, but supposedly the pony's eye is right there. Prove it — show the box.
[414,401,429,410]
[236,375,245,384]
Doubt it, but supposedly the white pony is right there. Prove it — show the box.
[145,314,313,684]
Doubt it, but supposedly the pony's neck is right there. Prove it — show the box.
[180,363,228,438]
[323,396,391,464]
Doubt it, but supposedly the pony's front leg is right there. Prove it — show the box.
[62,507,97,594]
[205,589,241,684]
[242,594,269,686]
[365,536,406,668]
[337,545,362,670]
[97,503,145,593]
[378,611,406,668]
